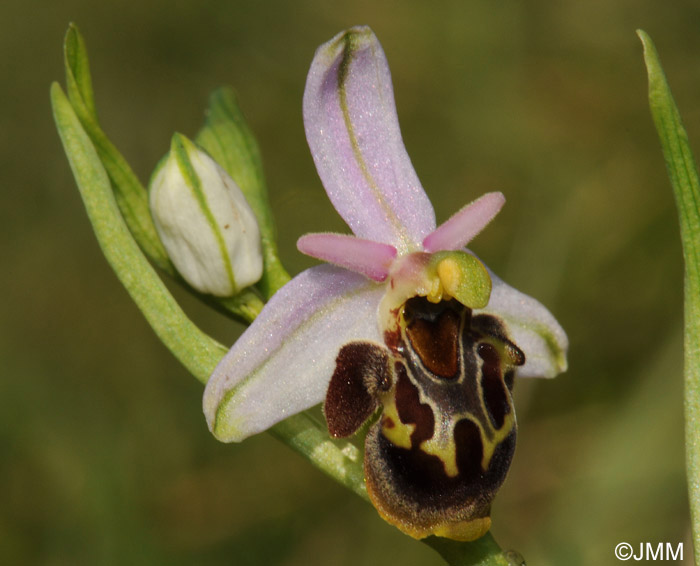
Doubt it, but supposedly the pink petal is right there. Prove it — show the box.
[297,233,397,281]
[423,192,506,252]
[303,26,436,253]
[203,265,385,442]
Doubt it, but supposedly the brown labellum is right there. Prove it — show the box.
[323,297,525,541]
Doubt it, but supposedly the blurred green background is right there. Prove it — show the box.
[3,0,700,564]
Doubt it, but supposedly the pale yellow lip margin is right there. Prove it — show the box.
[366,475,492,542]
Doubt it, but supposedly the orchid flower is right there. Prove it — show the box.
[203,26,567,541]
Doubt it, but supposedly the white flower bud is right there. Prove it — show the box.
[149,133,263,296]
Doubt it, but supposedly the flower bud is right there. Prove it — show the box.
[149,133,263,296]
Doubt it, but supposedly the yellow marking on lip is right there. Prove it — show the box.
[480,412,515,471]
[476,338,519,470]
[379,394,414,449]
[420,434,459,478]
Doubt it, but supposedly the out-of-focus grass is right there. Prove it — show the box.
[2,0,699,564]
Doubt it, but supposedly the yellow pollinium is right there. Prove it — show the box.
[428,251,492,309]
[379,250,493,336]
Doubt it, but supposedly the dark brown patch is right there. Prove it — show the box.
[454,418,486,477]
[366,424,516,514]
[471,314,525,367]
[376,431,456,497]
[394,363,435,445]
[477,343,510,429]
[404,302,461,378]
[324,342,390,438]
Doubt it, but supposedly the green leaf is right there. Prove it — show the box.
[195,87,290,298]
[64,23,97,119]
[638,29,700,560]
[63,24,174,275]
[51,82,227,383]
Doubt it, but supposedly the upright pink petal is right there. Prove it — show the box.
[303,26,436,253]
[297,232,397,281]
[423,192,505,252]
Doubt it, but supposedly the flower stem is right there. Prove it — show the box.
[425,534,519,566]
[270,413,368,500]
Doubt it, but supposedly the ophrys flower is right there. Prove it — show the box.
[204,26,567,541]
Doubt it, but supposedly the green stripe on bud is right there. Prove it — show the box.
[149,133,263,297]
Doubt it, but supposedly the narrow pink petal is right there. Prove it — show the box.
[203,265,386,442]
[422,192,506,252]
[298,233,397,281]
[303,26,436,253]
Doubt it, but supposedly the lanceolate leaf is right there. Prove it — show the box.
[638,29,700,560]
[63,24,173,275]
[64,23,97,119]
[51,82,227,383]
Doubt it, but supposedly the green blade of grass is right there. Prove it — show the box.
[638,29,700,562]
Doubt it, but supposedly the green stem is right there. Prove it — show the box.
[425,535,519,566]
[639,30,700,564]
[270,413,367,500]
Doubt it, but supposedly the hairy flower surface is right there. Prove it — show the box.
[203,26,568,540]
